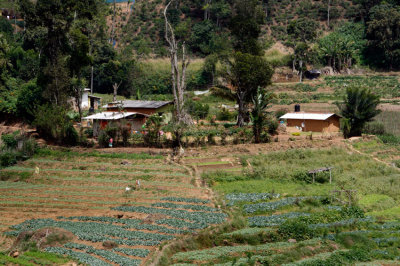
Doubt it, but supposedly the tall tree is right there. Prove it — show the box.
[222,52,273,126]
[230,0,264,56]
[19,0,98,105]
[287,18,318,81]
[224,0,272,127]
[366,4,400,69]
[336,87,380,138]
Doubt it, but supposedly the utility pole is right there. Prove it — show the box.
[91,66,94,94]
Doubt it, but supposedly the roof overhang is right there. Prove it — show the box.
[83,112,149,120]
[279,113,341,121]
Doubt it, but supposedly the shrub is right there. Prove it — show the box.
[187,100,209,120]
[363,121,385,135]
[98,131,110,148]
[217,108,236,121]
[278,220,315,240]
[34,104,77,145]
[84,128,93,138]
[378,134,400,144]
[0,150,18,167]
[275,108,288,119]
[143,114,163,147]
[64,125,79,146]
[1,132,18,149]
[266,119,279,135]
[120,126,131,147]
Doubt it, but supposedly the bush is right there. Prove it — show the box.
[121,126,131,147]
[84,128,94,138]
[34,105,77,145]
[363,122,385,135]
[64,125,79,146]
[266,119,279,135]
[378,134,400,144]
[278,220,315,241]
[0,150,18,167]
[143,114,163,147]
[98,131,110,148]
[217,108,236,121]
[1,132,18,149]
[275,108,288,119]
[187,100,209,120]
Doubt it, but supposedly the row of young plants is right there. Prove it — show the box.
[243,197,321,214]
[111,206,227,224]
[113,247,150,258]
[155,218,209,230]
[171,239,321,263]
[151,202,218,212]
[160,196,210,204]
[7,219,175,242]
[248,212,311,227]
[63,243,142,265]
[44,247,112,266]
[62,216,192,234]
[309,217,374,229]
[225,192,280,206]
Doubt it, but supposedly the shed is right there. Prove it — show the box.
[280,112,341,132]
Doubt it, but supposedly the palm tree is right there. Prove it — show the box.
[336,87,380,138]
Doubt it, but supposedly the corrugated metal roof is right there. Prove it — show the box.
[105,100,172,109]
[280,113,339,121]
[83,112,147,120]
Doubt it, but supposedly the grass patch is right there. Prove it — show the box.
[0,171,33,181]
[359,194,396,212]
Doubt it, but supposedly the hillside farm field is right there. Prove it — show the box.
[1,140,400,265]
[163,144,400,265]
[0,149,225,265]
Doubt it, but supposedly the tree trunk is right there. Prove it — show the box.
[111,0,116,45]
[237,92,246,127]
[113,82,121,102]
[327,0,331,28]
[299,60,303,82]
[164,0,193,126]
[292,57,296,72]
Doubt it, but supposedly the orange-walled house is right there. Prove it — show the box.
[280,112,341,132]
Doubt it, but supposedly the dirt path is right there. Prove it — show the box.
[346,141,398,169]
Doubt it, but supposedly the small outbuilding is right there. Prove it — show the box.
[280,112,341,132]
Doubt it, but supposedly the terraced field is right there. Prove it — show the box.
[0,149,226,265]
[164,145,400,265]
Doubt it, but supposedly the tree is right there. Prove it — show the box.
[336,87,380,138]
[318,23,366,72]
[251,87,273,143]
[366,4,400,69]
[230,0,264,56]
[19,0,98,106]
[164,0,192,126]
[222,52,273,126]
[287,18,318,81]
[69,27,92,120]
